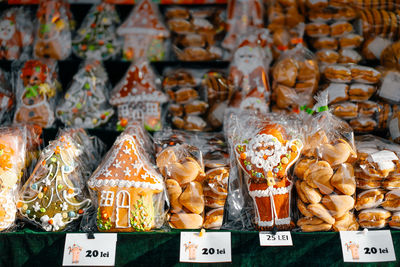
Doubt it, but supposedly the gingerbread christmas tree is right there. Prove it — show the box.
[110,59,167,131]
[117,0,169,61]
[57,60,114,128]
[72,3,120,60]
[18,133,92,232]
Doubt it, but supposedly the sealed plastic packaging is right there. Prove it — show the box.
[223,109,303,230]
[354,135,400,229]
[0,68,13,124]
[294,92,358,232]
[34,0,71,60]
[163,68,233,131]
[228,30,271,113]
[156,142,205,229]
[110,59,167,132]
[272,44,320,111]
[18,128,102,232]
[88,124,167,232]
[0,7,33,60]
[381,41,400,71]
[13,59,58,128]
[118,0,169,61]
[72,3,120,60]
[57,60,114,128]
[154,130,229,229]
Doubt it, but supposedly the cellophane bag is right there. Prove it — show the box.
[154,129,229,229]
[72,3,120,60]
[13,59,58,128]
[56,60,114,128]
[354,135,400,229]
[0,68,13,124]
[0,125,37,232]
[294,92,358,232]
[223,109,303,230]
[228,29,271,113]
[118,0,169,62]
[87,124,167,232]
[156,140,206,229]
[271,44,320,112]
[0,7,33,60]
[34,0,71,60]
[222,0,264,51]
[17,128,103,232]
[110,59,167,132]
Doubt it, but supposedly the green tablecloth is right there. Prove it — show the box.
[0,230,399,266]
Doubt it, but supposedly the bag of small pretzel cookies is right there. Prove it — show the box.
[154,130,229,229]
[294,92,359,232]
[354,135,400,229]
[223,109,303,231]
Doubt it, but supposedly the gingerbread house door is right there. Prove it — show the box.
[115,190,131,228]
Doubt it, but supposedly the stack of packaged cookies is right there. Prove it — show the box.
[294,93,358,232]
[354,135,400,229]
[165,6,225,61]
[322,64,390,133]
[305,1,362,66]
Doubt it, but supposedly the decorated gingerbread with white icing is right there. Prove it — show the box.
[88,126,164,232]
[117,0,169,61]
[235,124,302,230]
[14,60,57,128]
[110,59,167,131]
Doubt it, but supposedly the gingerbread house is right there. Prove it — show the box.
[117,0,169,61]
[110,60,167,131]
[88,129,164,232]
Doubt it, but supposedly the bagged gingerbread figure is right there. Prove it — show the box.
[88,124,166,232]
[224,109,303,230]
[294,92,358,232]
[57,60,114,128]
[13,59,58,128]
[118,0,169,61]
[34,0,71,60]
[72,3,120,60]
[228,32,271,113]
[18,129,102,232]
[0,8,33,60]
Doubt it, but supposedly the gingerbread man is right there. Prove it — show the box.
[69,244,83,264]
[184,242,198,260]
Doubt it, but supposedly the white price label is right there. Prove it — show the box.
[340,230,396,262]
[259,231,293,246]
[62,233,117,266]
[179,232,231,263]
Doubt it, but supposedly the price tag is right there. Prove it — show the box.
[340,230,396,262]
[259,231,293,246]
[62,233,117,266]
[179,232,231,263]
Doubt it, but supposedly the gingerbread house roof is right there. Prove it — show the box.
[110,60,167,106]
[88,133,163,191]
[117,0,169,37]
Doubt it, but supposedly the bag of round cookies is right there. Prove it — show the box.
[294,92,359,232]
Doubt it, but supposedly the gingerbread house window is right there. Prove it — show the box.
[132,108,144,122]
[145,102,158,116]
[116,190,130,228]
[100,191,114,207]
[119,104,130,118]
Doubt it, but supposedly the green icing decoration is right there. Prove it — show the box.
[130,197,151,232]
[97,208,112,231]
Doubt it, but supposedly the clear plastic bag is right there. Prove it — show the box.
[56,60,114,128]
[34,0,71,60]
[223,109,303,230]
[154,130,229,229]
[13,59,58,128]
[110,59,167,132]
[0,68,13,124]
[0,7,33,60]
[72,3,120,60]
[87,124,167,232]
[118,0,169,61]
[355,135,400,229]
[18,128,103,232]
[294,92,358,232]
